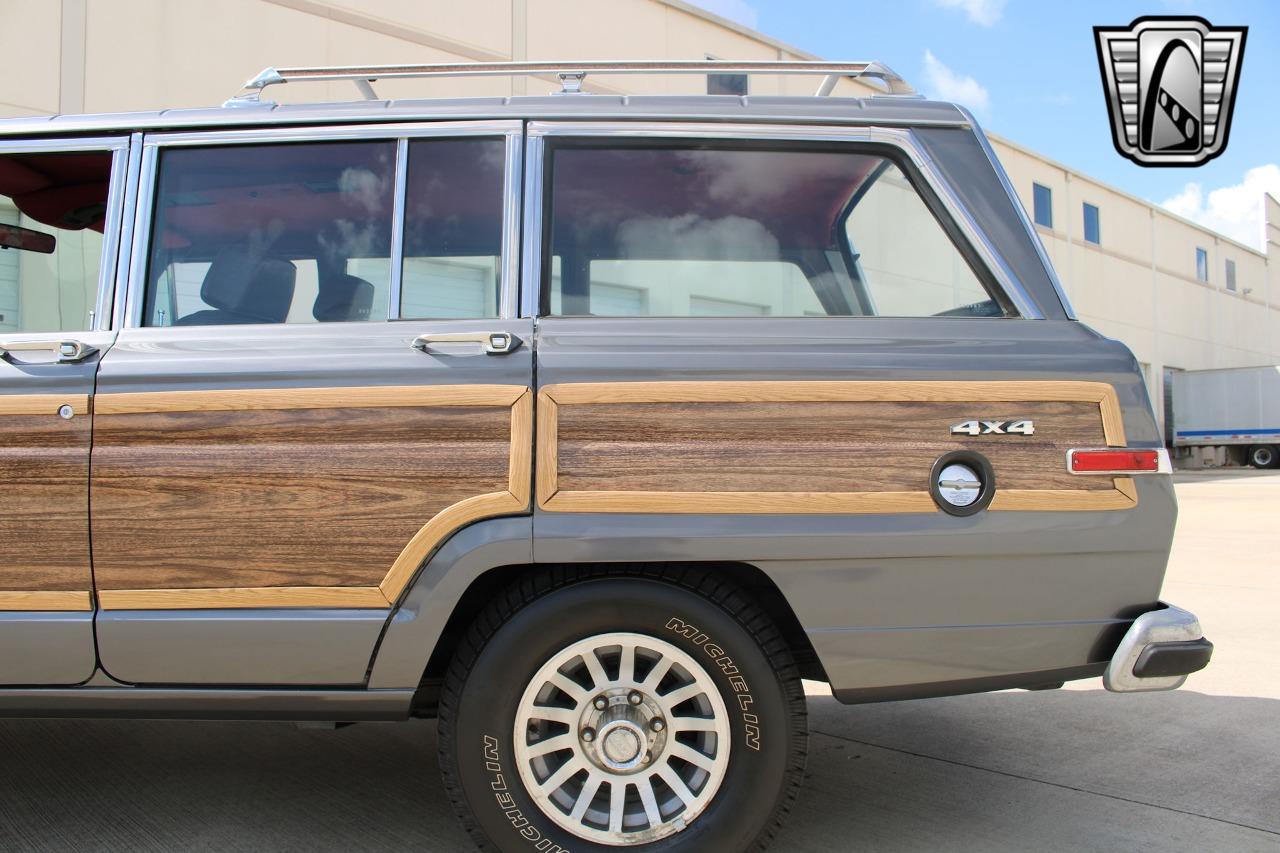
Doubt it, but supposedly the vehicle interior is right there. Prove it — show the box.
[0,151,111,237]
[546,143,1004,318]
[142,138,505,326]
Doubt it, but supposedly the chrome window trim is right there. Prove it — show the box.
[123,120,523,329]
[109,133,144,331]
[955,106,1076,320]
[522,120,1044,321]
[519,132,545,319]
[500,128,524,320]
[386,138,409,320]
[0,135,130,334]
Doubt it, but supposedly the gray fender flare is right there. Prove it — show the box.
[368,516,532,689]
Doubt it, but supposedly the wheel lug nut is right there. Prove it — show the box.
[650,718,665,733]
[593,696,608,710]
[642,751,652,764]
[581,727,596,743]
[628,691,643,705]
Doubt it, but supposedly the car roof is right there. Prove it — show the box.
[0,95,971,139]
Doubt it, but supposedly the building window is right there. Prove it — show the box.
[1195,247,1209,282]
[1225,258,1237,291]
[1082,203,1100,245]
[1032,183,1053,229]
[706,55,748,96]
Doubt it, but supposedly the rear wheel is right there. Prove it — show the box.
[438,568,807,852]
[1248,445,1278,468]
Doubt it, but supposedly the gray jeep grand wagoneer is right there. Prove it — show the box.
[0,60,1211,851]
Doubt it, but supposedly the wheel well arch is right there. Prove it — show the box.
[410,561,826,715]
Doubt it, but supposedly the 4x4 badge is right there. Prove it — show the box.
[951,420,1035,437]
[1094,16,1246,167]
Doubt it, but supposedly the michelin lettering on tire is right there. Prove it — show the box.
[484,734,572,853]
[666,617,761,751]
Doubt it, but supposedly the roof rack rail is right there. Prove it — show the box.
[223,59,914,106]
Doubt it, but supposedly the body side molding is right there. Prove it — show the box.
[0,686,414,720]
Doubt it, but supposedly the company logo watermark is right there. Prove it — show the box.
[1094,16,1246,167]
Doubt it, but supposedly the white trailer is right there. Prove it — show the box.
[1172,365,1280,468]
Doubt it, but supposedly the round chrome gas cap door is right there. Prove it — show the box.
[929,451,996,516]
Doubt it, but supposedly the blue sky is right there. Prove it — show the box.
[692,0,1278,250]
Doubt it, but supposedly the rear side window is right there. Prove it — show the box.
[143,137,505,327]
[544,144,1005,318]
[400,138,505,319]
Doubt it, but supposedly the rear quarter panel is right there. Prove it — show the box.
[532,316,1174,700]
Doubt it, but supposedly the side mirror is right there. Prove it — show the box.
[0,222,55,254]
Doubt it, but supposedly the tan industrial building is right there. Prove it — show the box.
[3,0,1277,435]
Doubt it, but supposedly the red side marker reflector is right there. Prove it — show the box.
[1069,449,1160,473]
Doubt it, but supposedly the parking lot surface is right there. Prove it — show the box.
[0,470,1276,851]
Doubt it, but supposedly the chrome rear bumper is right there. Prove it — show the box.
[1104,603,1212,693]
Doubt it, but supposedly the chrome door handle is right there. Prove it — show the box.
[411,331,521,355]
[0,339,99,363]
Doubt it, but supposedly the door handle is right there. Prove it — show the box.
[0,339,98,364]
[411,331,521,355]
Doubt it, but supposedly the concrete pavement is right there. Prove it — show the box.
[0,470,1276,851]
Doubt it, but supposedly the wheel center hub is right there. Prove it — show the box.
[600,721,644,767]
[578,689,667,775]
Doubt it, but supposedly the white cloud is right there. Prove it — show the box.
[921,49,991,115]
[1160,164,1280,250]
[687,0,759,29]
[934,0,1008,26]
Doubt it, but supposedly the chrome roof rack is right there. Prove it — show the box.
[223,59,914,106]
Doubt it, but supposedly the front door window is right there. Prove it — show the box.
[0,150,112,332]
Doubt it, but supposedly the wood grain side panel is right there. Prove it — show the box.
[0,413,92,593]
[91,404,514,592]
[539,381,1136,514]
[554,401,1112,494]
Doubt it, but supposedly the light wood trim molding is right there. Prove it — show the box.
[379,389,534,601]
[536,393,560,507]
[98,586,390,610]
[378,490,526,600]
[542,380,1122,408]
[94,384,527,415]
[508,391,533,504]
[538,380,1136,514]
[96,384,534,610]
[1113,477,1138,502]
[992,488,1136,512]
[0,590,93,611]
[543,490,938,514]
[0,394,89,417]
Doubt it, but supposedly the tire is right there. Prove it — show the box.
[438,566,807,853]
[1248,445,1278,469]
